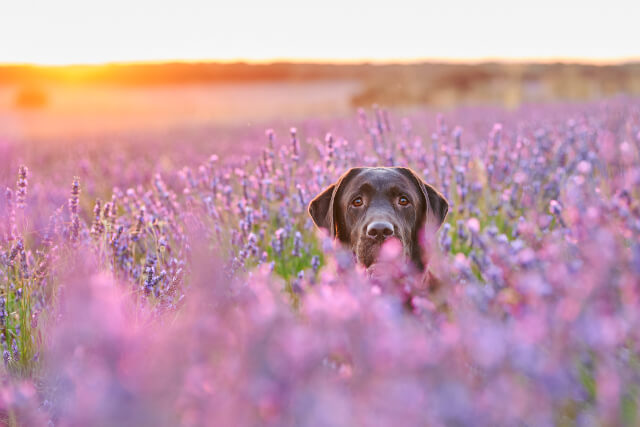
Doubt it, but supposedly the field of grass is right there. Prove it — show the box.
[1,98,640,425]
[0,80,360,140]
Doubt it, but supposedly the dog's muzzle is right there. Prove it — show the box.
[366,221,395,241]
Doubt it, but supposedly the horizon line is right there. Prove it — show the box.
[2,55,640,68]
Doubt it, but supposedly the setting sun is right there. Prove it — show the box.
[2,0,639,65]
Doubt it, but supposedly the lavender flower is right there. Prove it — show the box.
[11,340,19,361]
[5,187,16,242]
[549,200,567,227]
[68,177,81,244]
[143,253,157,294]
[439,223,452,253]
[290,127,300,161]
[90,199,104,238]
[292,231,302,257]
[131,207,145,242]
[15,165,28,209]
[0,297,6,327]
[311,255,320,273]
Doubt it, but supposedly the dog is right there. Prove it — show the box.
[308,167,448,273]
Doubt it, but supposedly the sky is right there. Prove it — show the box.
[1,0,639,65]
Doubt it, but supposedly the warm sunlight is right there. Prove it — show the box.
[2,0,639,65]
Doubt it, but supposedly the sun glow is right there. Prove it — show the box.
[2,0,639,66]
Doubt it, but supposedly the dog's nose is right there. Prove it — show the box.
[367,221,394,239]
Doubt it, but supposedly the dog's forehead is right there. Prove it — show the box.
[343,168,416,195]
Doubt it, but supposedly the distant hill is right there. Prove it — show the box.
[2,61,639,108]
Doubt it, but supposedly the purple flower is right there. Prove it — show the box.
[130,207,145,242]
[292,231,302,257]
[4,187,16,242]
[15,165,28,209]
[68,177,81,244]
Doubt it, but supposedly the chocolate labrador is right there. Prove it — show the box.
[308,167,448,271]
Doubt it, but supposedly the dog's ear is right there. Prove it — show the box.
[396,167,449,229]
[308,168,361,240]
[423,182,449,228]
[308,184,335,231]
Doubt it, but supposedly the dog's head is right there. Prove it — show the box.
[308,167,448,271]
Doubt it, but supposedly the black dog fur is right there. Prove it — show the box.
[308,167,448,271]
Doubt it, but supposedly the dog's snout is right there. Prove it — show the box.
[366,221,394,239]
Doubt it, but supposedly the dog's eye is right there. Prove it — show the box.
[398,196,410,206]
[352,197,363,207]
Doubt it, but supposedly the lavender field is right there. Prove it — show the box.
[1,98,640,426]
